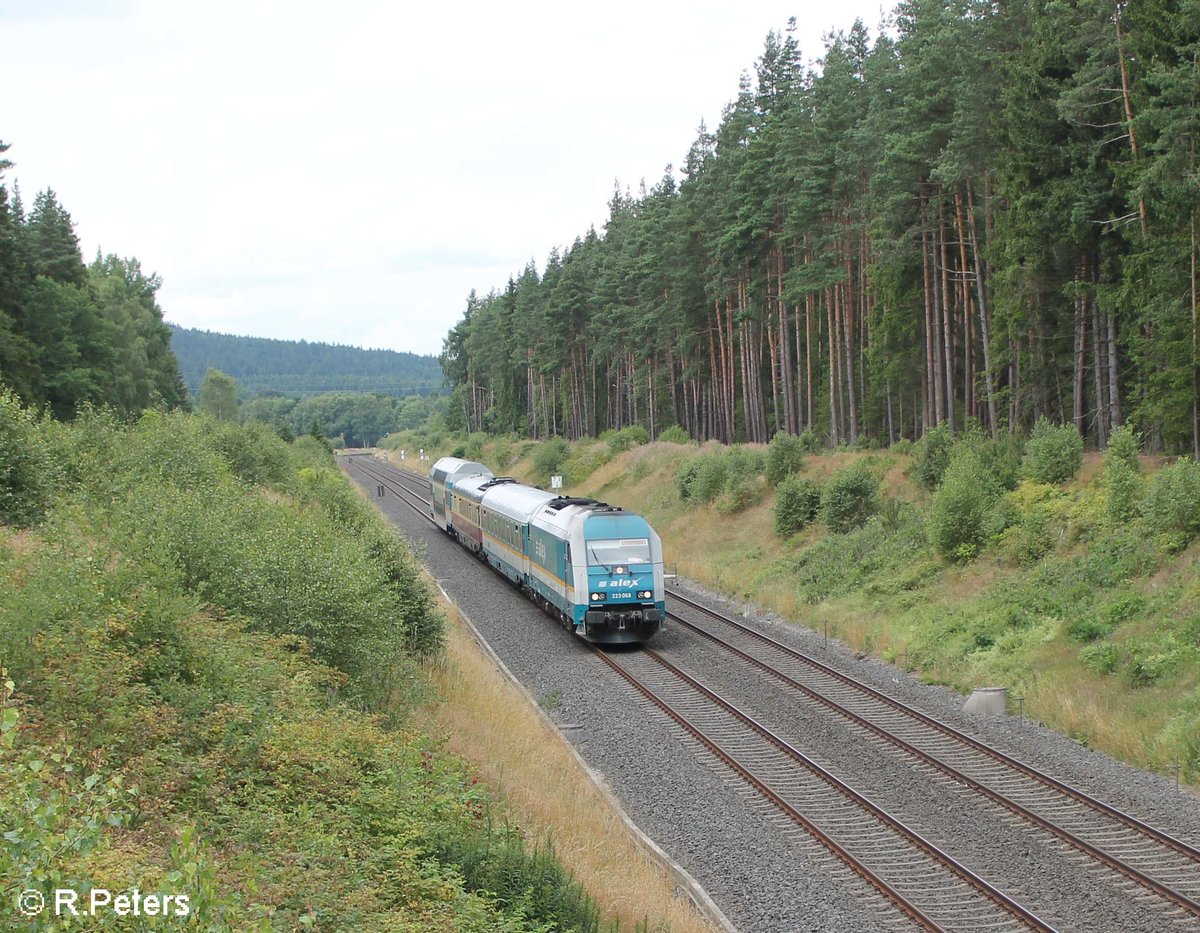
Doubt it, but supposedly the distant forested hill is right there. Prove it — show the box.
[169,325,444,398]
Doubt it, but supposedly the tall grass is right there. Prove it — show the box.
[423,597,713,933]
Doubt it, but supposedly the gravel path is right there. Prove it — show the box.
[347,460,1200,932]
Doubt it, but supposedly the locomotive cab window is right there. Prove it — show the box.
[586,538,651,566]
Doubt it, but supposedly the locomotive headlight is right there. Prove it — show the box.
[590,592,603,601]
[638,590,653,600]
[614,566,627,576]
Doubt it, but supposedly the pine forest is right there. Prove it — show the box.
[440,0,1200,457]
[0,144,187,418]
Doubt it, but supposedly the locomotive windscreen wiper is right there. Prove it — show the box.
[585,542,614,570]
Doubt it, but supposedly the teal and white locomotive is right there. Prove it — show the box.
[429,456,664,645]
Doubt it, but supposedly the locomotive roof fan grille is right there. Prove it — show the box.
[545,496,624,513]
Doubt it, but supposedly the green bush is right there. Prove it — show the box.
[788,505,928,602]
[1024,417,1083,485]
[657,424,690,444]
[89,410,231,495]
[726,445,766,478]
[774,475,821,536]
[491,436,515,467]
[797,429,822,453]
[464,432,488,461]
[965,430,1025,491]
[210,418,293,487]
[676,448,763,506]
[675,458,702,501]
[1080,641,1121,675]
[1102,591,1146,627]
[125,480,438,697]
[1106,423,1141,471]
[929,447,999,562]
[766,432,806,486]
[1105,424,1142,525]
[0,390,56,527]
[716,474,762,514]
[532,437,570,483]
[1067,591,1144,642]
[991,481,1061,566]
[820,462,880,533]
[1080,530,1161,585]
[289,434,336,471]
[563,441,612,485]
[994,517,1055,566]
[1159,688,1200,777]
[1067,615,1114,642]
[603,424,650,453]
[433,829,602,933]
[910,424,954,489]
[1140,457,1200,553]
[1125,638,1187,688]
[690,452,730,504]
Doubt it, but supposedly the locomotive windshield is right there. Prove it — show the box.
[586,538,651,566]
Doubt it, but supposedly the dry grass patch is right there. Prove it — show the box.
[752,575,803,623]
[420,592,714,933]
[1072,451,1105,489]
[1029,662,1169,767]
[937,561,1002,603]
[881,456,920,500]
[0,527,40,559]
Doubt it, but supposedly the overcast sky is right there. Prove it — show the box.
[5,0,888,357]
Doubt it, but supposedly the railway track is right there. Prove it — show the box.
[664,591,1200,926]
[593,644,1055,932]
[343,453,1200,930]
[343,453,435,520]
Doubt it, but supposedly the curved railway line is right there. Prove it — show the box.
[341,453,1200,931]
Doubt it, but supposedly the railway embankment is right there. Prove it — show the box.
[375,428,1200,792]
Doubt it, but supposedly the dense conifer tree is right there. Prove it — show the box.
[0,141,188,418]
[441,2,1200,455]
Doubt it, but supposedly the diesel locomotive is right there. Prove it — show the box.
[429,456,664,645]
